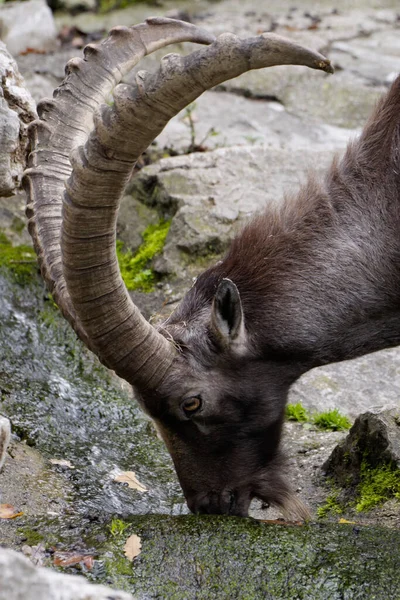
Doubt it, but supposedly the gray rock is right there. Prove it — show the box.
[16,48,80,83]
[218,67,384,129]
[0,42,36,196]
[20,73,59,106]
[117,194,160,252]
[290,348,400,420]
[0,548,136,600]
[323,407,400,488]
[129,145,338,274]
[154,89,356,154]
[0,0,58,57]
[0,415,10,472]
[330,29,400,86]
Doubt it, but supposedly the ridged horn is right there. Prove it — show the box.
[23,17,215,357]
[24,20,333,390]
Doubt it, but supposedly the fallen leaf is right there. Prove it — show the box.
[53,551,94,569]
[124,534,142,561]
[0,503,23,519]
[338,518,357,525]
[20,48,47,55]
[114,471,147,492]
[49,459,75,469]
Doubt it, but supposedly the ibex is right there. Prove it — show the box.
[23,18,400,518]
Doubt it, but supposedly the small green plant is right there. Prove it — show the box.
[285,402,309,422]
[116,219,171,292]
[317,492,343,518]
[0,231,37,284]
[109,518,130,537]
[182,102,220,153]
[356,461,400,512]
[313,409,351,431]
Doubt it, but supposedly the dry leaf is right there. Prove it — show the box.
[53,551,94,569]
[124,534,142,561]
[49,459,75,469]
[338,518,357,525]
[0,503,23,519]
[114,471,147,492]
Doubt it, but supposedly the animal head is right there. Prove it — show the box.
[140,276,304,516]
[23,18,333,518]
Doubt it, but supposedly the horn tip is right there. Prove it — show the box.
[317,59,334,74]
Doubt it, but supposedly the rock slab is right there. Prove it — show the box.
[0,548,136,600]
[0,0,58,56]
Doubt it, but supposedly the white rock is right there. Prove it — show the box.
[0,0,58,56]
[0,548,136,600]
[0,41,36,195]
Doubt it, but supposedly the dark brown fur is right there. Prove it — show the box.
[140,76,400,517]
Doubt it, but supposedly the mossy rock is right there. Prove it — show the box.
[98,515,400,598]
[323,408,400,511]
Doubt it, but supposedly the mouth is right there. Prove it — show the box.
[187,489,252,516]
[187,487,310,520]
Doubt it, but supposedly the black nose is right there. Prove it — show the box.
[187,490,251,516]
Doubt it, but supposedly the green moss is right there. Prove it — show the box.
[116,220,171,292]
[356,461,400,512]
[0,231,37,284]
[18,527,45,546]
[11,216,26,234]
[285,403,351,431]
[313,409,351,432]
[96,514,400,598]
[317,492,343,518]
[286,402,309,422]
[110,518,131,537]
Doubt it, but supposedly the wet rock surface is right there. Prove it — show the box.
[0,0,400,596]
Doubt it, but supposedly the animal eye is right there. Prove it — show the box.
[182,396,202,416]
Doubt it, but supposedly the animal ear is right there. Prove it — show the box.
[211,278,246,348]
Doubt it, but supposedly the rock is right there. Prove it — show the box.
[330,29,400,86]
[0,42,37,196]
[323,407,400,488]
[0,415,10,471]
[154,89,355,155]
[128,145,337,274]
[290,347,400,420]
[0,548,136,600]
[0,0,58,57]
[78,514,400,598]
[218,67,384,129]
[117,195,160,253]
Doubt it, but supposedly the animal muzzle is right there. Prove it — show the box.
[186,489,252,516]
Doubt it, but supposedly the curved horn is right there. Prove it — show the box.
[23,17,215,355]
[24,21,333,390]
